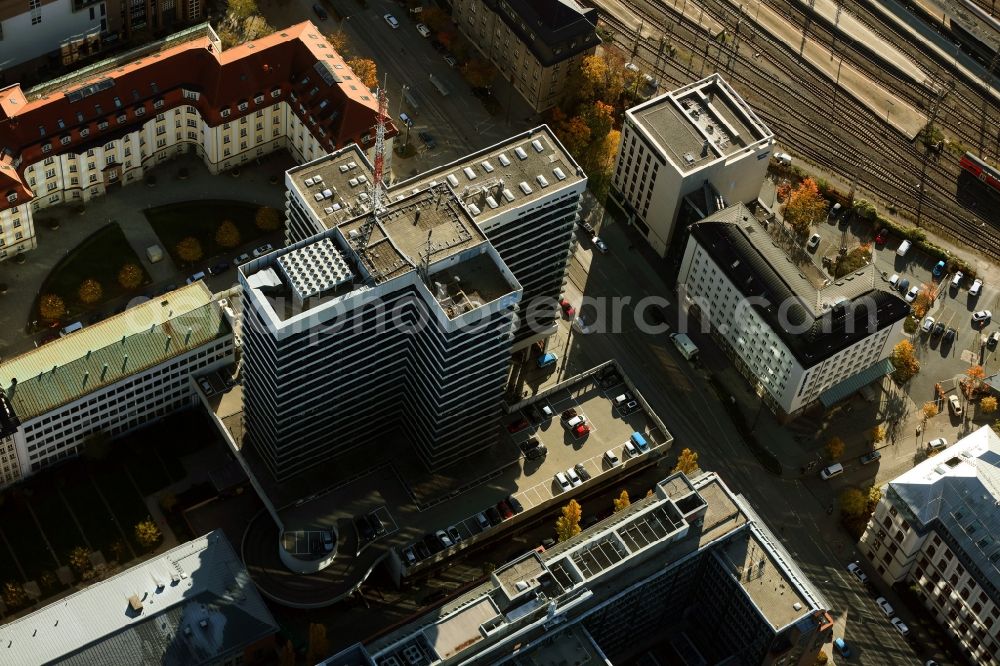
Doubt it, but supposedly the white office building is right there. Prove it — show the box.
[0,282,234,486]
[610,73,774,257]
[677,204,909,417]
[859,427,1000,665]
[327,471,833,666]
[240,178,522,480]
[284,127,587,348]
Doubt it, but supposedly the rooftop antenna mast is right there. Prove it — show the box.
[354,75,389,260]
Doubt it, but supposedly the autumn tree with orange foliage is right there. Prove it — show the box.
[912,286,934,319]
[347,58,378,90]
[891,340,920,383]
[783,178,828,237]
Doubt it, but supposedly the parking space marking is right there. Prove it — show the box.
[285,530,326,555]
[371,506,399,537]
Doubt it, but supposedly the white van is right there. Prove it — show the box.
[819,463,844,480]
[896,240,911,257]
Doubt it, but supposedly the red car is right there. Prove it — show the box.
[559,299,575,318]
[572,423,591,439]
[496,499,514,520]
[874,228,888,245]
[507,418,529,433]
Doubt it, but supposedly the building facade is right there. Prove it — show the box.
[0,21,389,262]
[450,0,599,113]
[610,74,774,258]
[328,471,833,666]
[285,127,587,349]
[677,205,909,417]
[0,530,278,664]
[0,282,234,487]
[241,179,522,481]
[859,427,1000,665]
[0,0,113,77]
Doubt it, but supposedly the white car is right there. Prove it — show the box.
[921,316,935,333]
[905,285,919,303]
[875,596,894,617]
[252,243,273,257]
[774,151,792,166]
[435,529,453,548]
[572,317,592,335]
[623,440,639,458]
[952,271,964,287]
[554,471,571,492]
[604,449,621,467]
[891,617,909,637]
[565,467,583,487]
[807,233,821,251]
[972,310,992,323]
[591,236,608,254]
[970,278,983,296]
[624,62,639,72]
[384,13,399,28]
[847,562,868,584]
[198,378,215,396]
[415,23,431,37]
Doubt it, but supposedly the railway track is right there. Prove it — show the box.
[594,0,1000,259]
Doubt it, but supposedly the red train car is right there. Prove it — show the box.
[960,152,1000,194]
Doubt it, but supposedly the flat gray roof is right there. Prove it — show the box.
[629,73,773,172]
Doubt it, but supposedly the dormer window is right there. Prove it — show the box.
[238,101,249,111]
[76,112,84,123]
[57,119,66,129]
[134,106,145,116]
[254,94,264,104]
[80,128,90,137]
[220,108,231,118]
[153,98,164,109]
[38,125,46,137]
[117,114,126,124]
[42,144,51,153]
[270,88,281,98]
[113,96,122,108]
[6,192,17,203]
[60,136,71,145]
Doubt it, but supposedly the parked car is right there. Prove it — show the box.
[561,408,578,422]
[507,417,529,433]
[875,596,895,616]
[972,310,992,324]
[555,472,571,492]
[435,529,453,548]
[370,513,386,536]
[209,261,230,276]
[927,437,948,451]
[520,437,540,452]
[559,298,575,317]
[989,331,1000,349]
[859,450,882,465]
[888,273,899,288]
[485,507,502,526]
[415,541,431,559]
[234,252,251,264]
[565,467,582,487]
[952,271,964,288]
[384,13,400,28]
[539,403,554,420]
[507,496,524,514]
[574,463,591,481]
[833,637,851,658]
[604,449,621,467]
[948,395,963,416]
[591,236,608,254]
[897,277,910,294]
[446,526,462,543]
[891,617,910,637]
[931,321,945,338]
[875,228,888,244]
[623,440,639,458]
[933,260,946,277]
[443,54,458,67]
[496,499,514,519]
[415,23,431,37]
[525,445,547,460]
[198,378,215,396]
[322,531,334,552]
[970,278,983,296]
[186,271,206,285]
[571,423,590,439]
[807,233,821,251]
[921,316,935,333]
[905,285,919,302]
[399,112,414,128]
[252,243,273,257]
[418,131,436,149]
[476,512,490,530]
[943,327,957,343]
[847,562,869,583]
[404,546,417,565]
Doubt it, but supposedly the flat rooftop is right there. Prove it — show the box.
[286,145,374,230]
[0,282,228,421]
[630,73,773,172]
[514,623,605,666]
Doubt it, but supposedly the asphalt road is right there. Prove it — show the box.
[561,208,945,664]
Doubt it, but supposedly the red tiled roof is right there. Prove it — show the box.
[0,22,393,212]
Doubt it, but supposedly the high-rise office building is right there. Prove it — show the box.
[240,179,522,481]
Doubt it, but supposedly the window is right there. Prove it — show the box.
[80,128,89,138]
[134,106,145,116]
[98,121,109,130]
[220,108,231,118]
[60,136,71,146]
[42,144,51,153]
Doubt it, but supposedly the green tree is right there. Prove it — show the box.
[890,340,920,383]
[39,293,66,320]
[866,485,882,514]
[550,110,591,158]
[77,278,103,305]
[117,263,144,290]
[255,206,282,232]
[783,178,828,236]
[175,237,203,263]
[306,623,329,664]
[214,220,241,249]
[613,490,630,513]
[672,448,699,475]
[134,518,162,550]
[825,436,845,460]
[839,488,866,517]
[555,499,582,542]
[582,100,615,140]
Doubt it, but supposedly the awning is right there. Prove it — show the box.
[819,358,895,408]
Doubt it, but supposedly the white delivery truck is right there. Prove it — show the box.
[669,332,699,361]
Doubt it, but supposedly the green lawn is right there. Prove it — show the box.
[0,502,57,579]
[61,476,121,553]
[34,223,150,326]
[144,200,275,267]
[31,492,86,563]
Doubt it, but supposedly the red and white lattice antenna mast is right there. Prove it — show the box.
[356,77,389,258]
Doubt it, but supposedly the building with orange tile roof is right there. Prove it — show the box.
[0,21,393,261]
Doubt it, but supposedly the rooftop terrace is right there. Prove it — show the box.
[630,73,773,172]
